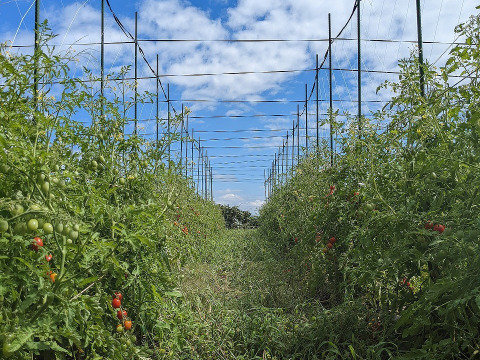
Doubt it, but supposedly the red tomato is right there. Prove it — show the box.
[437,224,445,233]
[31,237,44,252]
[45,254,53,262]
[49,272,57,283]
[329,237,337,244]
[327,243,333,249]
[117,310,127,320]
[112,298,121,309]
[124,320,132,330]
[424,222,434,230]
[114,292,123,301]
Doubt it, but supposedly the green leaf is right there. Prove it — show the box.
[165,290,182,298]
[5,328,34,354]
[19,293,38,312]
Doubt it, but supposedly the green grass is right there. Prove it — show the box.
[158,229,386,360]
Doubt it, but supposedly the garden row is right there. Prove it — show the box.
[258,13,480,359]
[0,30,224,359]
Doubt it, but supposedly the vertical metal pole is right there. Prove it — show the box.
[267,169,270,198]
[180,104,184,169]
[156,55,159,147]
[277,151,280,184]
[201,151,205,199]
[122,73,126,167]
[292,121,295,167]
[329,13,334,167]
[197,140,201,195]
[297,105,300,162]
[264,169,266,199]
[305,84,308,154]
[34,0,40,115]
[416,0,425,97]
[205,154,208,200]
[191,129,194,183]
[357,0,362,136]
[286,132,289,174]
[134,12,138,135]
[167,84,171,163]
[210,163,213,201]
[281,141,285,182]
[185,114,189,178]
[272,159,275,189]
[101,0,105,108]
[316,54,319,151]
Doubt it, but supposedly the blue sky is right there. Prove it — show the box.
[1,0,478,214]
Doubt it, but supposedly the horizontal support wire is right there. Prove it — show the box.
[7,37,469,48]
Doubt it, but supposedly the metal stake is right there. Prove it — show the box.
[134,12,138,135]
[329,13,334,167]
[357,0,362,135]
[416,0,425,97]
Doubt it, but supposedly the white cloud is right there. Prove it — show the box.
[4,0,477,104]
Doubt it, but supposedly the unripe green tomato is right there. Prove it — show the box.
[62,226,71,236]
[98,134,104,141]
[0,220,8,232]
[113,168,119,175]
[119,178,126,185]
[53,164,60,172]
[66,239,73,245]
[2,335,15,357]
[99,155,105,164]
[443,227,453,236]
[90,160,98,170]
[69,231,79,241]
[41,181,50,194]
[30,204,42,211]
[55,223,64,234]
[10,204,24,216]
[73,224,80,232]
[58,180,66,189]
[116,324,124,333]
[466,245,476,257]
[51,177,59,185]
[48,193,55,200]
[27,219,39,231]
[43,223,54,234]
[14,222,27,235]
[0,164,9,173]
[37,218,44,228]
[37,173,46,183]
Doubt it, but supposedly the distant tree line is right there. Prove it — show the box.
[219,204,259,229]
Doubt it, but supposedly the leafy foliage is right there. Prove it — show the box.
[257,12,480,359]
[219,204,258,229]
[0,29,223,359]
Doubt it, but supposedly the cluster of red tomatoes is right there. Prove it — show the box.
[400,277,414,292]
[322,236,337,254]
[111,292,133,332]
[424,222,446,233]
[30,236,57,283]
